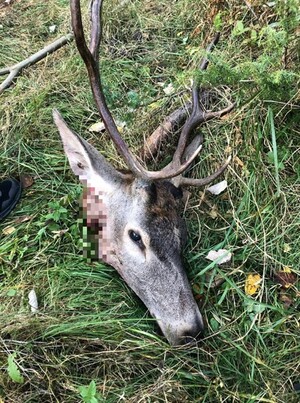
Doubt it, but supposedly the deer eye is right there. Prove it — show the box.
[128,230,144,249]
[129,230,141,242]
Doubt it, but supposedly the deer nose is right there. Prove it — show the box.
[179,317,205,345]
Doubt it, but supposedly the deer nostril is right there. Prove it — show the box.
[180,320,205,345]
[181,331,204,345]
[181,335,196,345]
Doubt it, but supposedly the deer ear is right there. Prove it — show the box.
[53,109,123,192]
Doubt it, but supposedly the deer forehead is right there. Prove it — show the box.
[109,180,182,232]
[131,181,183,252]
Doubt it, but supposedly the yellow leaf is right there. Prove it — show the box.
[2,226,16,235]
[283,266,292,273]
[147,101,161,111]
[208,205,218,219]
[89,121,105,132]
[234,156,244,168]
[245,274,261,296]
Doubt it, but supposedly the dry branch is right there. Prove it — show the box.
[0,34,74,94]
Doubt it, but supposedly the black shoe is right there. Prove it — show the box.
[0,178,22,221]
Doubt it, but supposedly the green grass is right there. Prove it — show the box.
[0,0,299,401]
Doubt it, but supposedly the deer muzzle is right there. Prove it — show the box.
[117,256,205,346]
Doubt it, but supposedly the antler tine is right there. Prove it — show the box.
[179,156,231,187]
[199,32,220,71]
[70,2,233,182]
[171,84,205,168]
[89,0,102,61]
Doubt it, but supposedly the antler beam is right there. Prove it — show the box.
[70,0,143,177]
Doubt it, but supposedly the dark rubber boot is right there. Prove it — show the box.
[0,178,22,221]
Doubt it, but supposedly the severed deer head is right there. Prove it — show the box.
[53,0,234,346]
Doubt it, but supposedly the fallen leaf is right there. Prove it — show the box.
[7,289,17,297]
[163,83,175,95]
[283,243,291,253]
[205,272,225,288]
[28,289,38,313]
[115,119,126,133]
[20,174,34,188]
[192,283,201,294]
[207,180,228,195]
[208,205,218,219]
[279,292,293,309]
[245,274,261,296]
[7,354,24,384]
[192,283,204,302]
[206,249,232,265]
[283,266,292,273]
[274,271,297,289]
[2,226,16,235]
[48,25,57,33]
[234,156,244,168]
[89,121,106,132]
[147,101,161,111]
[14,215,31,224]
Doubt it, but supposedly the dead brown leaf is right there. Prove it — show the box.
[279,292,293,309]
[274,271,297,289]
[205,273,225,288]
[192,283,204,302]
[20,174,34,189]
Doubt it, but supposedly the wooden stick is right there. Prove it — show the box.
[0,34,73,94]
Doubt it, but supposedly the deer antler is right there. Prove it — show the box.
[141,35,234,159]
[70,0,234,183]
[145,33,234,186]
[0,34,73,95]
[70,0,144,178]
